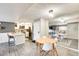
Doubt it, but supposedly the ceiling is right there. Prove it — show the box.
[0,3,79,23]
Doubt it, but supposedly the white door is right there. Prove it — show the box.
[33,21,40,40]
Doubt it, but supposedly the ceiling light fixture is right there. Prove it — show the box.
[49,10,53,13]
[49,10,53,17]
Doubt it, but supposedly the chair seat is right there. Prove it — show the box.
[42,43,53,52]
[8,37,15,46]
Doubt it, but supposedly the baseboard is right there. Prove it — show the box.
[32,40,36,43]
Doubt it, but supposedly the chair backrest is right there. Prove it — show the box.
[42,43,53,51]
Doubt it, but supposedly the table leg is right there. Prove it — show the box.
[53,44,58,56]
[36,43,41,55]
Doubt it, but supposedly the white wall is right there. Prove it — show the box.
[33,18,49,40]
[40,18,49,37]
[33,20,40,40]
[49,21,66,25]
[78,23,79,49]
[66,19,79,24]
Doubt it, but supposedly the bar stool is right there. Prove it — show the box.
[8,35,15,46]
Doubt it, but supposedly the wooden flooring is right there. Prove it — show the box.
[0,40,78,56]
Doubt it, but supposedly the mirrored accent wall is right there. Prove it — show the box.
[67,22,78,40]
[0,21,15,33]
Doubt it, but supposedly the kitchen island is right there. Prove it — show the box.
[0,32,25,45]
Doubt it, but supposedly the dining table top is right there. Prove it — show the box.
[36,37,57,44]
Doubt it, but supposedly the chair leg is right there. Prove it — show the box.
[8,38,10,46]
[52,50,55,56]
[45,51,50,56]
[41,51,50,56]
[40,50,45,56]
[55,49,58,56]
[53,48,58,56]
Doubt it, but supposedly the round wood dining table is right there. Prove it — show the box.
[35,37,58,56]
[36,37,56,44]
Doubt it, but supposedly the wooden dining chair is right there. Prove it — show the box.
[40,43,53,56]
